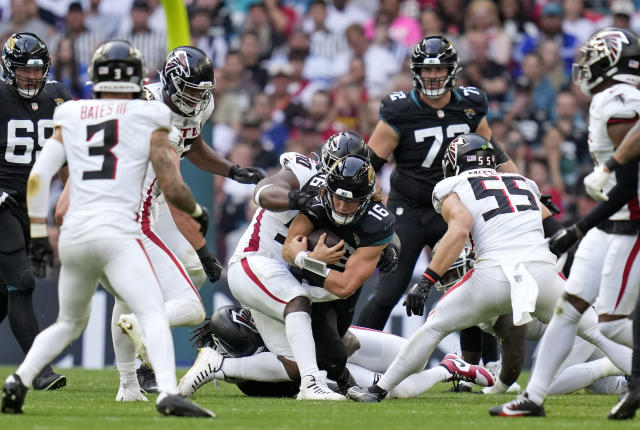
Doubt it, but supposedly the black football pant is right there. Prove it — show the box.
[0,210,55,379]
[459,326,499,364]
[357,198,447,329]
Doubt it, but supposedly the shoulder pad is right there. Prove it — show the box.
[454,86,488,108]
[359,202,395,239]
[379,91,413,124]
[432,176,464,213]
[144,87,155,101]
[46,81,72,102]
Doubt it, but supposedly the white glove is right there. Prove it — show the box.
[583,165,611,201]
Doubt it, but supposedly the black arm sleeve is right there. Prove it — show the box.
[577,158,640,232]
[369,149,388,172]
[542,215,563,238]
[490,138,511,166]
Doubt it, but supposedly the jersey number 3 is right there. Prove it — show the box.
[83,119,118,180]
[468,176,538,221]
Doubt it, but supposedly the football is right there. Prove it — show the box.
[307,228,342,250]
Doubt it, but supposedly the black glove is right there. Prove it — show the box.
[403,275,434,317]
[377,242,399,273]
[549,224,582,256]
[196,246,222,283]
[298,195,326,220]
[192,204,209,236]
[540,193,561,215]
[30,237,54,278]
[188,320,216,348]
[0,191,19,211]
[288,189,314,210]
[229,165,266,184]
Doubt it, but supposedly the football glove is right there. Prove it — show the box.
[403,275,435,317]
[196,246,222,283]
[583,165,611,201]
[540,193,560,215]
[0,191,19,211]
[548,224,583,256]
[298,195,327,220]
[30,237,54,278]
[191,204,209,236]
[229,165,266,184]
[377,242,399,273]
[288,189,314,211]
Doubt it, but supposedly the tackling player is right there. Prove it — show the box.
[0,32,71,391]
[1,40,214,417]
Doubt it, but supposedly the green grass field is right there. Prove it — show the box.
[0,366,637,430]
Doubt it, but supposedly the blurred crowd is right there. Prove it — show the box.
[4,0,638,261]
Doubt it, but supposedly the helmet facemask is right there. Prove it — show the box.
[162,72,214,116]
[322,155,375,226]
[12,64,48,98]
[411,63,460,99]
[323,188,371,226]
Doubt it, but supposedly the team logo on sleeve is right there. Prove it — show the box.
[164,50,190,78]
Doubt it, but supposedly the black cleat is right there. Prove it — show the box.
[137,365,158,393]
[2,374,28,414]
[449,381,473,393]
[489,393,545,417]
[346,384,387,403]
[32,372,66,391]
[327,368,358,396]
[608,383,640,420]
[156,393,216,418]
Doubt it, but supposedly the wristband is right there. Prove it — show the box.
[294,251,309,268]
[191,203,203,218]
[196,245,211,259]
[423,267,441,283]
[30,223,47,238]
[605,157,621,172]
[254,184,274,206]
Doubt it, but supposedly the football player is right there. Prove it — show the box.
[356,35,520,332]
[1,40,214,417]
[347,134,632,406]
[493,28,640,419]
[0,33,71,391]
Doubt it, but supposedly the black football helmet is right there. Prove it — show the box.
[160,46,215,116]
[323,155,375,225]
[1,32,50,99]
[209,305,265,358]
[410,36,461,99]
[320,131,370,172]
[89,40,145,97]
[572,27,640,95]
[442,133,496,178]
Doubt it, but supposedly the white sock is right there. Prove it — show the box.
[588,375,627,394]
[112,300,136,367]
[577,308,632,373]
[377,323,444,392]
[526,299,582,405]
[17,316,86,387]
[284,312,318,377]
[549,357,622,394]
[221,352,291,382]
[598,319,632,348]
[117,361,138,386]
[135,310,177,394]
[389,367,450,398]
[164,299,205,327]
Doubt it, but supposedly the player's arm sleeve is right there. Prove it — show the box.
[577,158,640,232]
[28,136,66,218]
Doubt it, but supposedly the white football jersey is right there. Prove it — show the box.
[229,152,320,263]
[55,99,172,243]
[432,169,556,268]
[139,82,215,228]
[588,83,640,221]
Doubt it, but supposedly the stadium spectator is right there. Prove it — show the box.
[438,0,466,35]
[419,7,444,37]
[190,6,228,68]
[83,0,120,39]
[51,2,104,68]
[596,0,640,33]
[238,30,269,89]
[537,38,568,91]
[326,0,371,35]
[116,0,165,80]
[562,0,595,44]
[251,91,289,158]
[0,0,52,45]
[50,36,91,99]
[498,0,538,47]
[364,0,421,49]
[460,0,511,65]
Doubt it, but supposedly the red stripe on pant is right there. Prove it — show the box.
[615,235,640,310]
[241,257,287,304]
[142,226,201,300]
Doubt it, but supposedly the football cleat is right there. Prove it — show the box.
[137,365,158,394]
[489,393,546,417]
[347,384,387,402]
[449,380,473,392]
[116,381,148,402]
[608,382,640,420]
[440,354,494,387]
[117,313,150,367]
[1,374,28,414]
[156,392,215,418]
[326,368,358,396]
[297,371,346,401]
[178,347,225,397]
[32,371,66,391]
